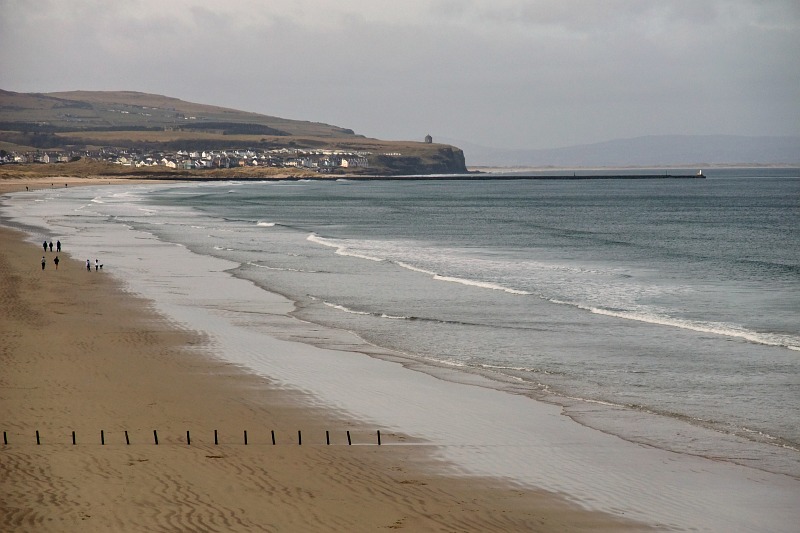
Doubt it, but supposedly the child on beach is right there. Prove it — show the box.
[41,256,46,270]
[54,256,59,270]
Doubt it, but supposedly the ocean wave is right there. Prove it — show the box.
[308,236,534,296]
[323,301,371,315]
[321,300,409,319]
[307,237,611,297]
[550,299,800,351]
[247,261,319,273]
[395,261,436,276]
[302,232,794,350]
[256,221,276,227]
[475,363,556,375]
[432,274,532,295]
[395,261,531,295]
[307,233,385,262]
[317,299,531,330]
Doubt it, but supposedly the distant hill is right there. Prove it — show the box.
[450,135,800,168]
[0,90,467,175]
[0,89,358,138]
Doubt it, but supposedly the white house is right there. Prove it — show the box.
[340,157,368,168]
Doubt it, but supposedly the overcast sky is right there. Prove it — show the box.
[1,0,798,150]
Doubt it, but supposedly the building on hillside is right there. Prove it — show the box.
[341,157,369,168]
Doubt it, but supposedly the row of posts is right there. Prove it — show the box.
[3,429,382,446]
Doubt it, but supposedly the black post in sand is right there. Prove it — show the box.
[271,430,276,446]
[101,430,105,445]
[326,430,330,445]
[186,431,191,446]
[244,430,248,445]
[125,431,130,445]
[298,430,302,446]
[3,431,6,445]
[72,431,76,445]
[214,429,218,445]
[153,430,159,445]
[347,430,351,446]
[36,430,40,445]
[377,430,381,446]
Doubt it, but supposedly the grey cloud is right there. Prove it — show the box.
[1,0,798,149]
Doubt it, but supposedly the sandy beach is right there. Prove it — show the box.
[0,178,646,531]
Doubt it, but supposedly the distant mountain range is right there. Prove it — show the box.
[446,135,800,168]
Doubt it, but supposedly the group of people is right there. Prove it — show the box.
[40,239,103,272]
[86,258,102,271]
[43,239,61,253]
[41,239,61,271]
[41,255,59,270]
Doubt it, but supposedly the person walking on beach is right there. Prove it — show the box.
[43,241,47,252]
[41,256,46,270]
[54,256,59,270]
[49,241,53,252]
[86,259,91,272]
[95,259,99,271]
[56,240,61,252]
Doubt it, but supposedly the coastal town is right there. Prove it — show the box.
[0,146,393,173]
[0,89,463,175]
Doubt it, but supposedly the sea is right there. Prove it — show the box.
[3,167,800,528]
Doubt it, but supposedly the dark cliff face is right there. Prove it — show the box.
[433,146,468,173]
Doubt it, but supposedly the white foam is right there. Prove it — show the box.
[431,273,532,295]
[396,260,437,276]
[307,233,385,262]
[321,299,410,320]
[386,261,533,295]
[247,261,317,273]
[323,301,370,315]
[550,299,800,351]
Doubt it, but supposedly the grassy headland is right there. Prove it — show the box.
[0,90,467,176]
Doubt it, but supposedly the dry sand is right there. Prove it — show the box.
[0,177,651,531]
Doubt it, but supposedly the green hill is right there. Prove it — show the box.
[0,89,356,137]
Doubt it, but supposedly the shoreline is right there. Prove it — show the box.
[0,179,648,531]
[3,176,800,532]
[0,170,709,185]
